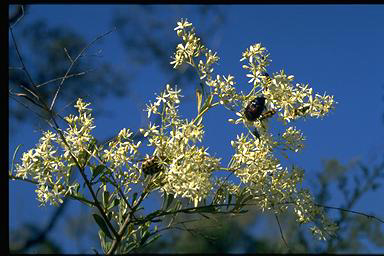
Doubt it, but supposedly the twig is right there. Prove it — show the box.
[9,26,36,87]
[35,70,92,88]
[50,27,117,111]
[274,213,290,252]
[9,175,95,206]
[63,47,74,63]
[9,94,50,122]
[9,5,25,28]
[107,184,150,255]
[314,203,384,224]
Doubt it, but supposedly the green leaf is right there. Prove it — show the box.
[162,192,174,210]
[11,144,22,175]
[91,164,105,181]
[195,205,216,213]
[227,194,232,209]
[98,230,106,253]
[75,193,93,207]
[93,213,113,240]
[132,192,138,205]
[102,190,110,208]
[140,230,151,245]
[108,198,120,210]
[146,210,163,220]
[196,88,203,114]
[145,234,161,247]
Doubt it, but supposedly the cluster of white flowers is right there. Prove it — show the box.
[230,133,279,184]
[141,84,221,207]
[281,126,305,152]
[14,98,97,206]
[102,128,142,187]
[262,71,335,123]
[171,19,206,69]
[170,19,337,239]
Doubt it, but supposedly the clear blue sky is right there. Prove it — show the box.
[9,4,384,253]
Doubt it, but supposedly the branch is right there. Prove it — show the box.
[9,175,95,206]
[9,25,36,88]
[274,214,290,252]
[9,5,26,28]
[314,203,384,224]
[50,27,117,110]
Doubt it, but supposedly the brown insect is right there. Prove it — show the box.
[259,109,277,121]
[141,156,164,175]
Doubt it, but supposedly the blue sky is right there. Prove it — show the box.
[9,4,384,253]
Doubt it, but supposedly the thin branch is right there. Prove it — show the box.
[9,5,25,28]
[35,70,92,88]
[50,27,117,111]
[63,47,74,63]
[9,94,50,122]
[9,175,95,206]
[107,183,151,255]
[9,26,36,87]
[275,213,290,252]
[50,117,119,239]
[314,203,384,224]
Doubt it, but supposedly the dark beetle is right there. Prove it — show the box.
[244,96,266,122]
[141,156,164,175]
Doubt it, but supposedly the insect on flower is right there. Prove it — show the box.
[141,156,164,175]
[245,95,277,139]
[244,96,276,122]
[244,96,266,122]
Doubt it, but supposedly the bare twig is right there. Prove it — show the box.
[35,70,92,88]
[50,27,117,111]
[9,5,25,28]
[314,203,384,224]
[9,26,36,88]
[274,214,290,251]
[9,175,95,206]
[63,47,74,63]
[9,94,50,122]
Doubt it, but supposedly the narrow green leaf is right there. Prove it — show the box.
[145,234,161,247]
[93,213,113,239]
[108,198,120,210]
[146,210,163,220]
[132,192,138,205]
[98,230,106,253]
[11,144,22,175]
[161,191,168,210]
[162,192,174,210]
[102,190,110,208]
[140,230,151,245]
[227,194,232,209]
[91,164,105,181]
[196,88,203,114]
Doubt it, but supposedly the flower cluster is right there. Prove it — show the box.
[171,19,207,69]
[14,98,97,206]
[102,128,142,187]
[281,126,305,152]
[170,19,337,239]
[141,84,221,206]
[262,71,335,123]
